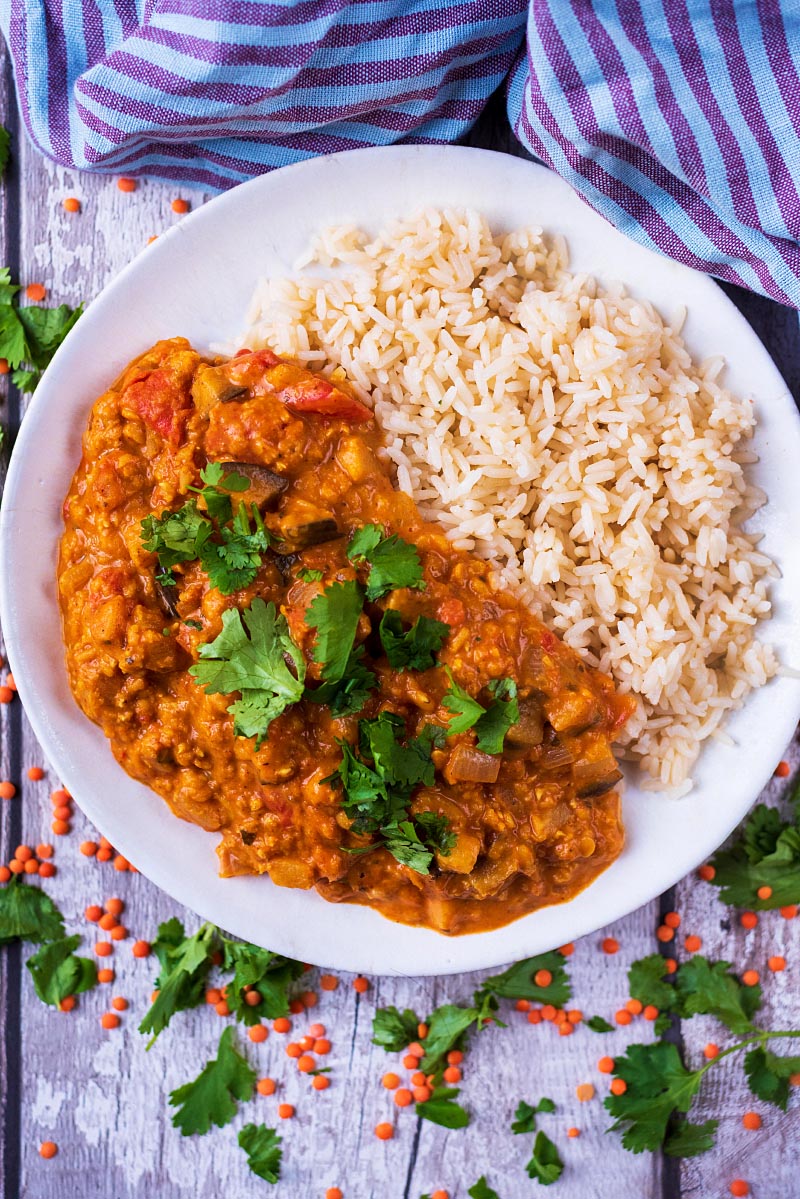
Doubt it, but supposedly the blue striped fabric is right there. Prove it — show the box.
[1,0,799,306]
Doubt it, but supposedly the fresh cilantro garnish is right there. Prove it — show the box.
[183,619,203,630]
[25,935,97,1007]
[305,579,377,715]
[139,920,217,1044]
[169,1026,256,1136]
[220,937,304,1025]
[141,501,212,579]
[420,1004,482,1076]
[416,1086,470,1128]
[190,599,305,746]
[0,126,9,174]
[511,1097,555,1134]
[526,1130,564,1185]
[378,610,449,671]
[468,1179,500,1199]
[605,1041,712,1155]
[372,1006,421,1052]
[347,523,425,600]
[477,952,571,1008]
[674,956,761,1034]
[708,796,800,909]
[190,461,250,523]
[329,712,451,874]
[605,951,800,1157]
[238,1123,282,1183]
[0,270,83,391]
[442,669,519,754]
[628,954,675,1011]
[200,503,270,594]
[585,1015,614,1033]
[297,568,324,582]
[0,877,66,945]
[744,1046,800,1109]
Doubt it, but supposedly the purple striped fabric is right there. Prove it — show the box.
[2,0,800,306]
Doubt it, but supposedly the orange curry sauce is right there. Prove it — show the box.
[58,338,634,934]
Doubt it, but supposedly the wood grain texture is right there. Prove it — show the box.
[0,73,799,1199]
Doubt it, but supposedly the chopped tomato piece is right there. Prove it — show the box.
[279,377,373,422]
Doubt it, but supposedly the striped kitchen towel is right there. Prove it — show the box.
[1,0,799,307]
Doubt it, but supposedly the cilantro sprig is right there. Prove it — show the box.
[141,462,272,596]
[327,712,452,874]
[238,1123,282,1183]
[442,669,519,754]
[139,919,304,1043]
[169,1026,256,1136]
[190,599,306,746]
[379,610,449,671]
[606,952,800,1156]
[0,268,82,392]
[372,950,572,1134]
[347,523,425,600]
[707,781,800,909]
[26,936,97,1008]
[0,877,66,945]
[305,579,376,716]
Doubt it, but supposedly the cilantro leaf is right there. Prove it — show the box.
[298,568,324,582]
[605,1042,705,1154]
[191,462,250,523]
[0,126,9,174]
[141,501,213,572]
[381,820,437,874]
[0,877,66,945]
[709,804,800,909]
[379,610,449,671]
[26,935,97,1007]
[310,649,376,716]
[421,1004,481,1076]
[139,920,217,1042]
[169,1026,256,1136]
[2,297,83,390]
[478,952,571,1007]
[200,503,270,594]
[628,954,676,1011]
[442,670,519,754]
[586,1015,614,1033]
[360,712,436,795]
[674,957,760,1034]
[468,1179,500,1199]
[306,579,364,683]
[441,670,485,734]
[238,1123,282,1183]
[663,1119,719,1158]
[190,599,305,746]
[511,1097,555,1134]
[220,937,304,1024]
[372,1006,421,1053]
[526,1131,564,1185]
[416,1086,470,1129]
[347,523,425,600]
[744,1046,800,1110]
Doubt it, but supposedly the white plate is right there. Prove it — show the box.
[2,146,800,976]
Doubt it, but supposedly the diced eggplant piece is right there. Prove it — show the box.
[154,577,180,619]
[573,758,623,799]
[279,518,340,551]
[220,461,288,511]
[191,365,250,414]
[443,743,501,785]
[505,698,545,748]
[272,550,299,579]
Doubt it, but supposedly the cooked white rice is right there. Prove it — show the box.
[235,208,778,791]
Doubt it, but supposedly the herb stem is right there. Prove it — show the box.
[699,1028,800,1076]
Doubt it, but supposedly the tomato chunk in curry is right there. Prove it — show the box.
[58,338,634,935]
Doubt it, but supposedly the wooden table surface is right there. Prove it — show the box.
[0,54,799,1199]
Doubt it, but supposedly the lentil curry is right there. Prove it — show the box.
[58,338,635,935]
